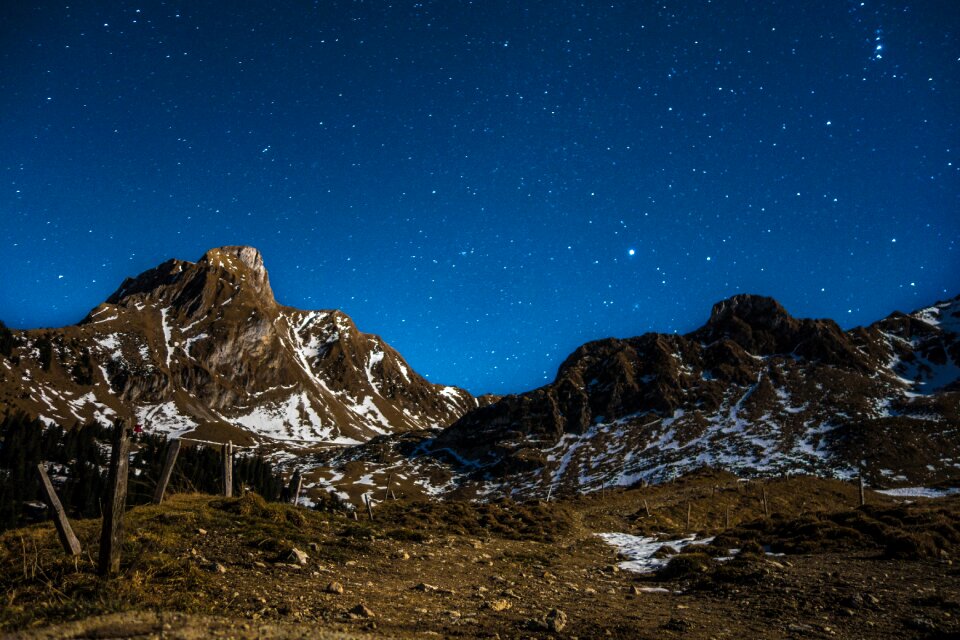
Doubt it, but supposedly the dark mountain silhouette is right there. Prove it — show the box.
[424,293,960,495]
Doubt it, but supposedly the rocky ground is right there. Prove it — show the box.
[1,471,958,639]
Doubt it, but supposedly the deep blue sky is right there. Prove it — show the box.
[1,1,958,395]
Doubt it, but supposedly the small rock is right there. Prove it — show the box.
[210,562,227,574]
[349,604,375,618]
[584,587,597,595]
[545,608,567,632]
[629,585,642,595]
[325,581,344,594]
[308,542,320,552]
[287,548,309,565]
[196,528,207,535]
[414,583,439,592]
[845,593,865,609]
[906,617,937,632]
[662,617,689,632]
[485,599,512,612]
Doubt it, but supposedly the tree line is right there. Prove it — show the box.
[0,412,285,532]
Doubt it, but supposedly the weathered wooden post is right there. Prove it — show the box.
[221,441,234,497]
[99,421,131,576]
[287,469,302,505]
[365,494,374,521]
[858,475,866,507]
[643,499,651,518]
[686,502,692,529]
[36,463,81,556]
[383,473,392,502]
[761,486,769,518]
[725,506,731,529]
[153,439,181,504]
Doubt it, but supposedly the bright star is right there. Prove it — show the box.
[628,249,635,256]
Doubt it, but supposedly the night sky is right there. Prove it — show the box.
[2,1,958,395]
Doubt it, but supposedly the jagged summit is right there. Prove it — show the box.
[105,245,275,309]
[198,246,274,300]
[705,294,795,329]
[1,247,479,445]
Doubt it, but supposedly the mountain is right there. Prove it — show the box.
[424,293,960,496]
[0,246,480,445]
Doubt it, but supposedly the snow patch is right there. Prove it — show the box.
[596,533,715,574]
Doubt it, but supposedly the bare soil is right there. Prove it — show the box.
[2,471,958,639]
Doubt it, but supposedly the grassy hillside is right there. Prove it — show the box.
[2,472,958,638]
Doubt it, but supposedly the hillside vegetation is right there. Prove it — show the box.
[2,471,958,639]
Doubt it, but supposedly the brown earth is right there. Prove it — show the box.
[2,472,958,639]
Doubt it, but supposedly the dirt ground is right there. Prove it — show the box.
[2,472,958,639]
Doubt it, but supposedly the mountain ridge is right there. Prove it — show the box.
[428,292,960,493]
[300,292,960,504]
[0,246,481,446]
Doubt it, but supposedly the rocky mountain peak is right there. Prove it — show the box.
[102,245,276,312]
[3,246,480,445]
[694,294,805,356]
[197,245,274,301]
[706,294,796,331]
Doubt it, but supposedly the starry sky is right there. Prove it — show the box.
[1,1,958,395]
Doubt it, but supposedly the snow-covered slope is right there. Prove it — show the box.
[0,246,480,445]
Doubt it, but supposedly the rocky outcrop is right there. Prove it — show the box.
[433,294,960,493]
[0,246,479,444]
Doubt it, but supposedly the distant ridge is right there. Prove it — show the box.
[426,292,960,495]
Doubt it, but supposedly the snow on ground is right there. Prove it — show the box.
[136,402,198,439]
[351,396,390,433]
[183,332,208,355]
[160,308,174,368]
[365,346,384,387]
[95,334,121,353]
[874,487,960,498]
[233,393,337,442]
[66,391,116,425]
[596,533,714,574]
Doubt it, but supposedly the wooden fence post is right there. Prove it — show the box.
[98,421,131,576]
[686,502,692,529]
[36,463,81,556]
[288,469,302,505]
[858,475,866,507]
[383,473,392,502]
[725,506,731,529]
[643,499,651,518]
[761,486,769,518]
[365,494,375,521]
[221,441,234,497]
[153,439,181,504]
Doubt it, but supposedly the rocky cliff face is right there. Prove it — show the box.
[0,246,479,445]
[431,294,960,494]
